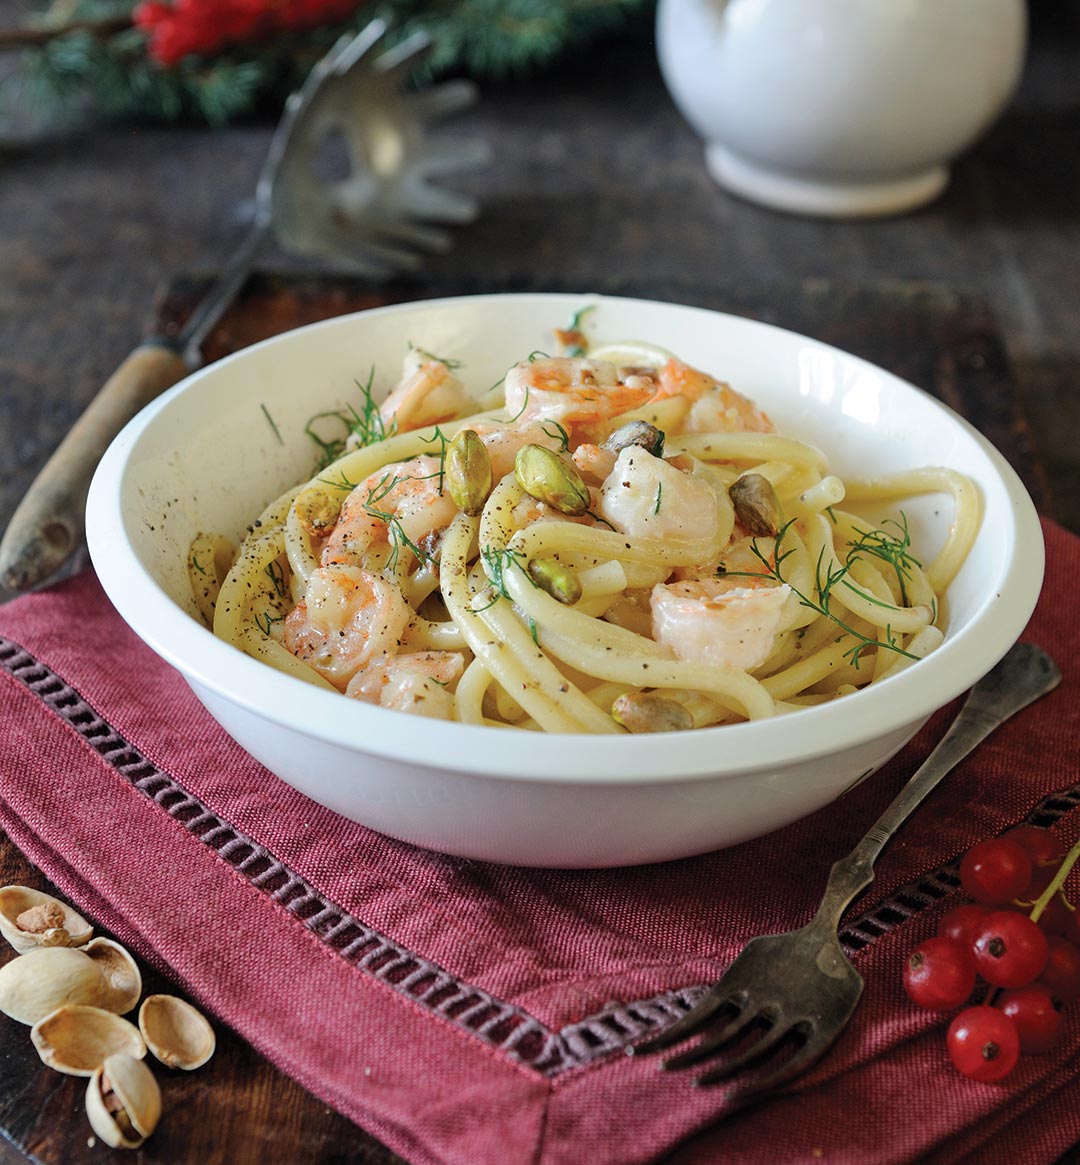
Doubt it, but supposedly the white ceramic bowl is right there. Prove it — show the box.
[86,294,1043,867]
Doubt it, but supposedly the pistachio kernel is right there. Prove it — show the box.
[527,557,583,606]
[15,903,65,934]
[611,691,694,734]
[729,472,780,537]
[514,444,590,516]
[446,429,493,516]
[602,419,665,458]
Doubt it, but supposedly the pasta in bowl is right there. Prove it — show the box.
[207,332,979,734]
[86,294,1042,866]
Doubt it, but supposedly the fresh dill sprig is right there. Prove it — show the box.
[260,403,284,446]
[727,518,920,669]
[474,545,531,611]
[846,515,920,607]
[408,342,464,371]
[263,560,287,599]
[317,469,359,492]
[305,411,349,470]
[189,552,206,577]
[539,420,571,452]
[344,367,396,449]
[419,426,451,493]
[653,483,663,514]
[254,609,285,638]
[304,368,395,470]
[559,305,596,356]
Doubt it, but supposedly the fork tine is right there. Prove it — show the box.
[629,991,743,1057]
[717,1027,831,1102]
[693,1020,796,1085]
[660,1009,762,1070]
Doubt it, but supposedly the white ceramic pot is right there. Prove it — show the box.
[656,0,1027,217]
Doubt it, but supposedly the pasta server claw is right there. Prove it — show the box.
[0,19,490,594]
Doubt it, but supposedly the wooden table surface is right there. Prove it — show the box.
[1,2,1079,1163]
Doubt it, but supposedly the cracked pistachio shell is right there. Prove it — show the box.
[601,419,665,458]
[85,938,142,1016]
[86,1052,161,1149]
[612,691,694,734]
[728,472,780,537]
[31,1004,146,1077]
[139,994,216,1070]
[514,444,590,515]
[446,429,493,516]
[0,885,92,954]
[0,946,106,1025]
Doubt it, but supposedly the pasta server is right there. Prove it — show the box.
[0,19,489,593]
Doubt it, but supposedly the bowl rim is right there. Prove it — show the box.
[86,291,1045,784]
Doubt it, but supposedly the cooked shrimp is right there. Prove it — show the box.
[651,358,774,434]
[377,350,476,434]
[503,357,652,433]
[468,419,565,479]
[650,578,791,672]
[321,455,459,567]
[346,650,465,719]
[282,565,411,688]
[597,447,725,546]
[571,443,618,483]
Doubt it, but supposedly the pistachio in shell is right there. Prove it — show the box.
[602,419,665,458]
[514,444,590,516]
[85,938,142,1016]
[139,994,216,1071]
[31,1004,146,1077]
[527,557,583,606]
[86,1052,161,1149]
[612,691,694,734]
[0,946,106,1025]
[446,429,493,516]
[0,885,92,954]
[728,472,780,537]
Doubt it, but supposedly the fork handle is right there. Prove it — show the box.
[813,642,1060,929]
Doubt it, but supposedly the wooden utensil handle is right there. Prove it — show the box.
[0,343,189,592]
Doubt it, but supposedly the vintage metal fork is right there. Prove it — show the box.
[631,642,1060,1104]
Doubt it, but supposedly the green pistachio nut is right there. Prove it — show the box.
[611,691,694,734]
[514,444,590,515]
[446,429,493,516]
[527,556,583,605]
[729,472,780,537]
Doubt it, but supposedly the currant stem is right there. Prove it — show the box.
[1029,837,1080,924]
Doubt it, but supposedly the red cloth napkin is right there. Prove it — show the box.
[1,517,1079,1165]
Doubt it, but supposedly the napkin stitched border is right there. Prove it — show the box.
[5,629,1077,1083]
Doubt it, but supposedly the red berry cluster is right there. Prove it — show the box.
[903,825,1080,1083]
[134,0,363,67]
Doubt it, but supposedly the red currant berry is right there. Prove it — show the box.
[1003,825,1066,867]
[997,987,1063,1054]
[1037,935,1080,1003]
[973,911,1050,988]
[938,903,991,949]
[903,937,977,1010]
[1036,892,1074,937]
[960,838,1032,906]
[947,1006,1020,1082]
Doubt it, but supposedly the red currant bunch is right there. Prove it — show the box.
[902,825,1080,1082]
